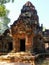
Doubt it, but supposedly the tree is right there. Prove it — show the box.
[0,5,7,17]
[0,0,14,35]
[0,0,14,4]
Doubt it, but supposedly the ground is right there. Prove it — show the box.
[0,52,49,65]
[0,52,35,65]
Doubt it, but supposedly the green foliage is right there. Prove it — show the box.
[4,17,10,24]
[0,5,7,17]
[0,0,14,34]
[0,16,10,34]
[0,4,10,34]
[12,0,14,2]
[0,0,14,4]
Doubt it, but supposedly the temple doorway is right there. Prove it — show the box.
[8,42,13,52]
[20,39,25,51]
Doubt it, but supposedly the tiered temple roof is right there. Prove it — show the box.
[13,1,39,27]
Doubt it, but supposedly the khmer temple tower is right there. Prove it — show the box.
[11,1,43,52]
[0,1,48,53]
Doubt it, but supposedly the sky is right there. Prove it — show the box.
[5,0,49,29]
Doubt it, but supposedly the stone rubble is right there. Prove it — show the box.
[0,52,35,65]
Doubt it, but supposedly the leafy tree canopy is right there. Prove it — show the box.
[0,0,14,4]
[0,0,14,35]
[0,5,7,17]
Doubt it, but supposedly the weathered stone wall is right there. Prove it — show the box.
[12,33,34,52]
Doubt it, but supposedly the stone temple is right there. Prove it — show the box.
[0,1,49,53]
[11,1,44,52]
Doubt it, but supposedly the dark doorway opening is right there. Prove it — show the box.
[20,39,25,51]
[8,42,13,52]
